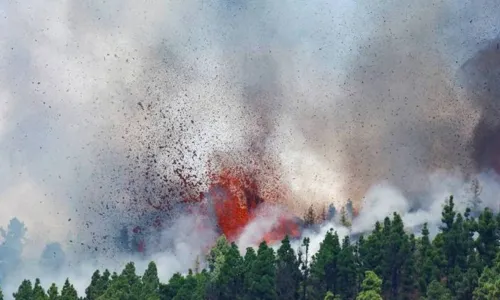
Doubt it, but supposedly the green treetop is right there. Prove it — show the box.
[356,271,383,300]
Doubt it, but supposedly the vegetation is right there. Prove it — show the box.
[3,196,500,299]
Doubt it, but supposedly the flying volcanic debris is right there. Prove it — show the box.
[461,37,500,173]
[0,0,499,297]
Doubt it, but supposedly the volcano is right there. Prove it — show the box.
[129,165,303,253]
[205,167,302,244]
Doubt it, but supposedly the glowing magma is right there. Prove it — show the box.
[207,167,301,244]
[133,167,303,253]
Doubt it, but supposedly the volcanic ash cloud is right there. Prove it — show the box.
[0,0,500,296]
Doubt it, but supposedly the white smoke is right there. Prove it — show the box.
[0,211,219,298]
[1,0,500,298]
[296,170,500,257]
[236,204,296,251]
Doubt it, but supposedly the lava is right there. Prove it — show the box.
[261,215,303,245]
[207,167,301,244]
[132,165,303,254]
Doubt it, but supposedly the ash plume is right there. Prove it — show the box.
[0,0,500,297]
[461,37,500,172]
[274,1,499,206]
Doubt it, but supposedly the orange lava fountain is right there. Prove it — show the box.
[207,167,301,244]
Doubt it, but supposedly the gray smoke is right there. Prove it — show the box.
[1,0,500,298]
[461,37,500,171]
[276,1,499,205]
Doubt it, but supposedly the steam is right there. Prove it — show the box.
[1,0,499,298]
[295,169,500,256]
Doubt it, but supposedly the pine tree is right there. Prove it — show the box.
[452,210,479,300]
[216,243,244,299]
[470,178,482,212]
[436,196,471,290]
[8,192,500,300]
[0,285,3,300]
[356,271,383,300]
[442,212,475,296]
[327,204,336,221]
[243,246,258,297]
[13,279,33,300]
[304,205,316,228]
[431,232,447,280]
[476,208,499,267]
[496,211,500,239]
[454,266,479,300]
[473,253,500,299]
[60,279,78,300]
[346,199,354,219]
[324,291,341,300]
[425,280,452,300]
[84,269,110,300]
[401,233,418,298]
[473,267,500,299]
[340,207,351,228]
[98,262,142,299]
[298,237,311,300]
[275,235,301,300]
[246,241,277,300]
[194,255,201,274]
[33,278,48,300]
[309,229,341,298]
[142,261,160,300]
[193,270,210,300]
[441,196,456,233]
[379,213,415,299]
[454,213,469,269]
[320,206,327,222]
[159,273,185,300]
[47,284,58,300]
[85,269,111,300]
[85,270,102,300]
[173,270,197,300]
[207,236,231,280]
[417,223,438,294]
[359,222,383,275]
[354,237,365,293]
[337,235,359,299]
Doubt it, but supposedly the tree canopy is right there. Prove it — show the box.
[3,196,500,300]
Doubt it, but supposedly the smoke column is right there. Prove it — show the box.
[0,0,499,297]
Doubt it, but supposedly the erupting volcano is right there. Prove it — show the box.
[131,164,304,253]
[205,167,302,244]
